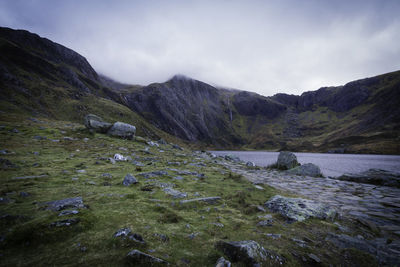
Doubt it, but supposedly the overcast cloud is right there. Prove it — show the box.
[1,0,399,96]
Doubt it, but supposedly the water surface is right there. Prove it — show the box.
[210,151,400,177]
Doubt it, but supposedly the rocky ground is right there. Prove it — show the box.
[1,114,399,266]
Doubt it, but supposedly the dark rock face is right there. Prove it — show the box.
[337,168,400,188]
[124,75,237,145]
[232,91,286,118]
[0,27,98,81]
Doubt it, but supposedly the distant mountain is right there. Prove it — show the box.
[1,27,399,153]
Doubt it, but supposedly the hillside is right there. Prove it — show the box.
[0,26,399,154]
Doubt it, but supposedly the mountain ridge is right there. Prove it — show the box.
[1,26,399,154]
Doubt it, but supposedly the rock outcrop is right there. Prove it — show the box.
[84,114,112,133]
[337,168,400,188]
[84,114,136,139]
[265,195,336,222]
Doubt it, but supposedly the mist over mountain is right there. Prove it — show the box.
[1,27,399,154]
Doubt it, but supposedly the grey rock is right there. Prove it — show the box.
[225,154,241,162]
[246,161,256,167]
[216,256,231,267]
[114,228,132,238]
[123,174,138,186]
[264,233,281,240]
[0,197,10,203]
[337,168,400,188]
[50,218,80,227]
[126,249,168,265]
[163,188,187,198]
[167,162,181,166]
[276,151,299,170]
[154,233,169,242]
[19,191,30,197]
[13,174,48,180]
[171,144,183,150]
[84,114,112,133]
[33,135,46,140]
[58,210,79,216]
[180,197,221,205]
[131,160,145,167]
[42,197,86,211]
[114,153,127,161]
[308,253,321,263]
[211,222,224,227]
[101,173,112,178]
[147,141,159,147]
[107,121,136,139]
[138,170,168,179]
[188,232,200,239]
[76,169,86,173]
[215,240,284,266]
[265,195,336,222]
[287,163,322,177]
[109,157,116,164]
[257,219,273,227]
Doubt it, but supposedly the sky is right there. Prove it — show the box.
[1,0,399,96]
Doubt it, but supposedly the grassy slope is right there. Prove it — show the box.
[0,113,380,266]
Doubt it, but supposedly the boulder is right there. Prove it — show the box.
[265,195,336,222]
[123,174,138,186]
[126,249,168,265]
[42,197,86,211]
[215,257,231,267]
[336,169,400,188]
[84,114,112,133]
[107,122,136,139]
[50,218,80,227]
[163,188,187,198]
[287,163,322,177]
[215,240,284,266]
[276,151,299,170]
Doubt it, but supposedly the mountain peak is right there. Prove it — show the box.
[169,74,193,82]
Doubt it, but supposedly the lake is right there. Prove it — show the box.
[210,151,400,177]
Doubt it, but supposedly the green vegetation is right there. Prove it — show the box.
[0,113,381,266]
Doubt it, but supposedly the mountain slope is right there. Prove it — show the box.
[0,27,180,142]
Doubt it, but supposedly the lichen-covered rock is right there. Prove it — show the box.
[126,249,168,265]
[123,174,138,186]
[107,121,136,139]
[42,197,86,211]
[163,188,187,198]
[265,195,336,222]
[276,151,299,170]
[84,114,112,133]
[215,240,284,266]
[287,163,322,177]
[337,168,400,188]
[215,256,231,267]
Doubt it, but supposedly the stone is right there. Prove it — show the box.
[215,240,284,266]
[154,233,169,242]
[123,174,138,186]
[114,153,127,161]
[42,197,86,211]
[265,195,336,222]
[19,192,30,197]
[84,114,112,133]
[50,218,80,227]
[224,154,241,162]
[308,253,321,263]
[107,121,136,139]
[138,170,168,179]
[171,144,183,150]
[211,222,224,227]
[147,141,159,147]
[337,169,400,188]
[163,188,187,198]
[114,228,132,238]
[246,161,255,167]
[276,151,299,170]
[58,210,79,216]
[109,158,116,164]
[287,163,322,177]
[216,257,231,267]
[126,249,168,265]
[180,197,221,205]
[257,219,273,227]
